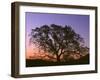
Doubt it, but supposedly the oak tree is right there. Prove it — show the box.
[30,24,84,62]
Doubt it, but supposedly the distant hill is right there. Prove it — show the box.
[77,54,89,64]
[26,54,89,67]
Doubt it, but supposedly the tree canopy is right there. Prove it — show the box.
[30,24,85,62]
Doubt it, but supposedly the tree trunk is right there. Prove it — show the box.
[57,55,60,62]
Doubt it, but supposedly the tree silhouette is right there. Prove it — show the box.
[30,24,84,62]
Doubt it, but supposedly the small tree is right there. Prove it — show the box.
[30,24,84,62]
[79,46,89,56]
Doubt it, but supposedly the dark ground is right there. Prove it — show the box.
[26,54,89,67]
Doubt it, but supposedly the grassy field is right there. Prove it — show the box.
[26,54,89,67]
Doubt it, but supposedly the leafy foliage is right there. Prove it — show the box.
[30,24,85,62]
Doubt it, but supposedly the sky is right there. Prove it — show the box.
[25,12,89,59]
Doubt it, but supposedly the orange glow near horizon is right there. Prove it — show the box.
[26,37,83,61]
[26,42,56,61]
[26,43,82,61]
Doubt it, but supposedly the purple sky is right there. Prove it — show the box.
[25,12,89,48]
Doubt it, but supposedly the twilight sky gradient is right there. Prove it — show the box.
[25,12,89,59]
